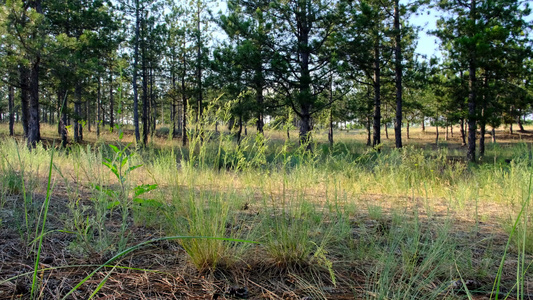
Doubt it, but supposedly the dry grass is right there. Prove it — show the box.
[0,122,532,299]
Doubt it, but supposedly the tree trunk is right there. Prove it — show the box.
[328,77,333,147]
[141,17,149,147]
[171,73,177,138]
[28,58,41,148]
[445,125,449,141]
[328,109,333,147]
[296,4,313,151]
[435,120,439,144]
[74,84,81,143]
[20,65,30,138]
[406,120,410,139]
[86,95,91,132]
[517,111,525,132]
[237,115,243,145]
[196,4,203,122]
[466,0,477,162]
[255,59,264,134]
[479,76,488,158]
[149,64,155,137]
[133,0,141,144]
[421,117,425,132]
[393,0,402,149]
[49,101,54,124]
[181,65,187,147]
[109,72,114,132]
[57,90,61,135]
[480,118,486,158]
[372,40,381,149]
[366,117,372,146]
[177,99,182,137]
[299,112,312,149]
[8,84,14,136]
[460,118,466,146]
[60,91,68,148]
[491,127,496,143]
[97,77,101,138]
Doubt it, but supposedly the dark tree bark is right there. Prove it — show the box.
[28,56,41,148]
[466,0,477,162]
[133,0,141,144]
[20,65,30,138]
[237,114,243,145]
[406,120,410,139]
[60,91,68,148]
[97,76,101,138]
[109,73,114,131]
[86,95,91,132]
[366,117,372,146]
[57,91,61,135]
[150,65,156,135]
[517,111,525,132]
[255,58,264,134]
[181,64,187,146]
[372,41,381,149]
[196,5,203,123]
[328,76,333,147]
[393,0,403,149]
[8,84,14,136]
[328,109,333,147]
[460,118,466,146]
[479,118,486,158]
[74,84,82,143]
[491,127,496,143]
[171,73,178,138]
[141,16,149,146]
[435,119,439,144]
[479,76,488,158]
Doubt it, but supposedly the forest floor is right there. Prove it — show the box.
[0,123,533,299]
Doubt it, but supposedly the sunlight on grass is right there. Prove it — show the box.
[1,121,532,298]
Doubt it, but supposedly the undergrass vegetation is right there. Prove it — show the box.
[1,118,533,298]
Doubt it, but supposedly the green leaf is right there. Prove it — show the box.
[102,162,120,180]
[133,198,163,208]
[106,200,120,210]
[126,164,142,174]
[121,156,129,168]
[109,144,119,153]
[134,184,158,197]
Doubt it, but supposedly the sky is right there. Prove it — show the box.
[409,11,441,59]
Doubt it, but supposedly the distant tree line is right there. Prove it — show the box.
[0,0,531,161]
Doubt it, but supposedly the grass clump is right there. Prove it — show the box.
[2,121,533,298]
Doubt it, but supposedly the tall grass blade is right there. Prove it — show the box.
[491,172,532,300]
[31,147,55,299]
